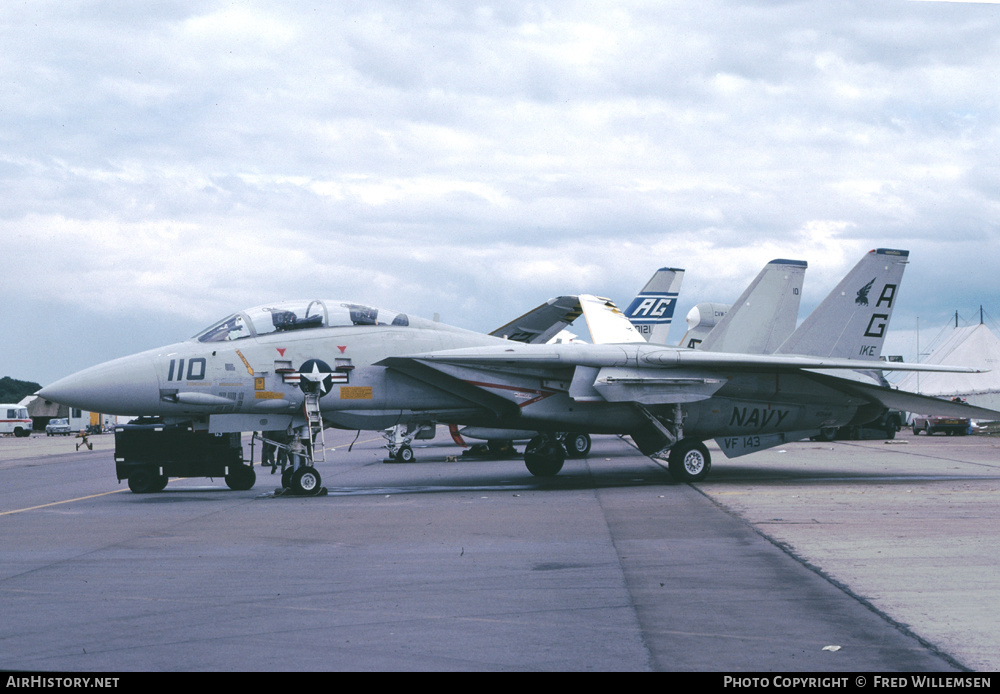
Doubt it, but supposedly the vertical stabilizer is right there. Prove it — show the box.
[581,295,648,344]
[776,248,908,360]
[623,268,684,344]
[699,259,807,354]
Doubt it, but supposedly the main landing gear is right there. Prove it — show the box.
[383,422,436,463]
[666,439,711,483]
[631,404,712,483]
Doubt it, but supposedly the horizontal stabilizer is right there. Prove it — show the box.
[804,371,1000,420]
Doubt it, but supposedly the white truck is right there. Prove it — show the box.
[1,404,33,437]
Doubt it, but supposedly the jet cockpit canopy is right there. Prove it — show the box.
[193,300,410,343]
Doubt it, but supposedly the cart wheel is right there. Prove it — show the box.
[127,468,159,494]
[225,465,256,491]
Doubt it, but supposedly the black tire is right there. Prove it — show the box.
[290,466,322,495]
[816,427,837,442]
[524,453,565,477]
[127,468,159,494]
[667,440,711,483]
[225,465,256,491]
[395,445,414,463]
[281,466,294,489]
[151,475,169,493]
[563,433,592,458]
[524,436,565,477]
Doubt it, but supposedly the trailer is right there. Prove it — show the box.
[114,418,254,493]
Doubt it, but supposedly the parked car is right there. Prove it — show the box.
[912,414,970,436]
[45,418,72,436]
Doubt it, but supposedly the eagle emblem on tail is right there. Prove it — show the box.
[856,278,876,306]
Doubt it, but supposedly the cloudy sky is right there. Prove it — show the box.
[3,0,999,386]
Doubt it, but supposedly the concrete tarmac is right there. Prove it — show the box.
[0,428,996,672]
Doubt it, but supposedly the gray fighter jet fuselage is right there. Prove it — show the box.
[45,306,848,438]
[40,250,998,494]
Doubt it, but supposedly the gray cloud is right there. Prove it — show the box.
[3,0,998,384]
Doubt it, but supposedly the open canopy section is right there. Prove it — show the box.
[193,300,412,343]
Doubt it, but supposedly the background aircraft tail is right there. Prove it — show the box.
[678,302,728,349]
[698,259,807,354]
[581,295,647,344]
[776,248,908,360]
[623,267,684,345]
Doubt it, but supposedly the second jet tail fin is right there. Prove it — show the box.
[623,267,684,345]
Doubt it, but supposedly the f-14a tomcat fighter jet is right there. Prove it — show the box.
[40,249,998,495]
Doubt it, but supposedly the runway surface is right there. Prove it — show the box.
[1,428,997,672]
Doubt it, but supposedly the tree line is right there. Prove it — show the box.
[0,376,43,403]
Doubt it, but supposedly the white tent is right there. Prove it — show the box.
[896,323,1000,413]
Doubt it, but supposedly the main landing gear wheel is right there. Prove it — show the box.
[667,439,711,483]
[563,433,592,459]
[524,436,565,477]
[290,466,322,495]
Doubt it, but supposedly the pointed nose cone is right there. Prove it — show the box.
[40,352,162,415]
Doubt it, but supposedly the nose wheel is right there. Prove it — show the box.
[257,427,327,496]
[282,434,326,495]
[289,465,322,495]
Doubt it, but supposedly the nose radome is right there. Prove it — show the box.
[39,352,162,415]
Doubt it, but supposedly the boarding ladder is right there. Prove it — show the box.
[303,392,326,464]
